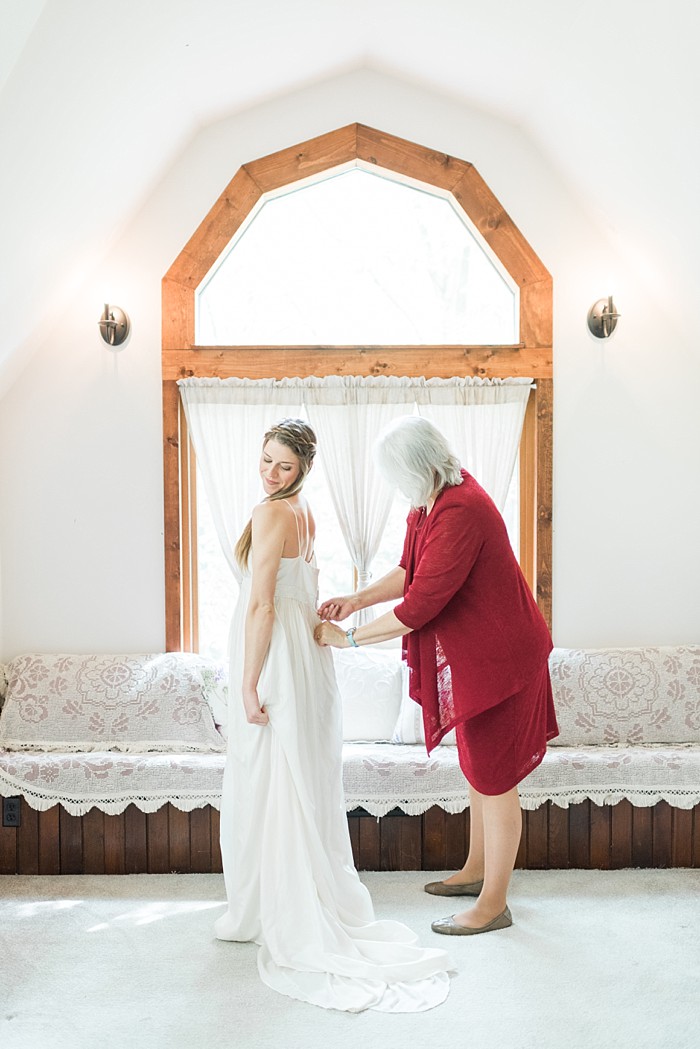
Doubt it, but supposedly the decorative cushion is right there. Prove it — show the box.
[549,646,700,746]
[333,647,404,742]
[392,665,457,746]
[0,653,226,753]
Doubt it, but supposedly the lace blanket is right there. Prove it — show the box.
[1,743,699,817]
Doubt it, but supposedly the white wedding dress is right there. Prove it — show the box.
[214,509,453,1012]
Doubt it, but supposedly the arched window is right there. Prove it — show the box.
[162,124,552,652]
[195,166,518,346]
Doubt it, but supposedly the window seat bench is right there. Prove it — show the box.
[1,646,699,873]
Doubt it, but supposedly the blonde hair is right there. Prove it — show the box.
[234,418,317,569]
[373,416,462,507]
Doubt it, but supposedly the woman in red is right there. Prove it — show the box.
[315,415,558,936]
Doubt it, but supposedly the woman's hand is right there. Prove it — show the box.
[242,686,269,726]
[314,620,349,648]
[317,593,358,621]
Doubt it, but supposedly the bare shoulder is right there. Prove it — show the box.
[251,500,288,531]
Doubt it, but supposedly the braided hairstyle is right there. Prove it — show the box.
[234,418,317,569]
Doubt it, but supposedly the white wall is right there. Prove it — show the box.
[1,69,698,658]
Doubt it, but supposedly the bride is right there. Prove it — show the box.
[214,418,453,1012]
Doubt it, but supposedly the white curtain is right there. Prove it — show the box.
[415,377,532,512]
[178,378,302,583]
[178,375,533,600]
[304,376,415,623]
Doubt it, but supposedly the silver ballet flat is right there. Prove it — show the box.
[431,907,513,936]
[423,878,484,897]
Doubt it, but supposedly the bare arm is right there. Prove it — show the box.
[317,566,406,621]
[242,502,286,725]
[315,608,411,649]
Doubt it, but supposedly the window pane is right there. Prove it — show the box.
[196,168,518,346]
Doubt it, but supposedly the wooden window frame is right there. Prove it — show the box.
[162,124,553,651]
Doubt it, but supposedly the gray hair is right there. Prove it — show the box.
[373,416,462,507]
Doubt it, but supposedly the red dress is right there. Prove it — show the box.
[394,470,558,795]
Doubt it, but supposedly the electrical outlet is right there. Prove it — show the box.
[2,797,21,827]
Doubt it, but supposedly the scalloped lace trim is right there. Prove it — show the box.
[2,783,698,818]
[3,739,700,817]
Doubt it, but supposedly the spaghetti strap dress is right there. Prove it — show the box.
[214,502,453,1012]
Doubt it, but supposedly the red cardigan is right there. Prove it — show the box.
[394,470,552,751]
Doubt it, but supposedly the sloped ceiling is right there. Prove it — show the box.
[1,0,699,383]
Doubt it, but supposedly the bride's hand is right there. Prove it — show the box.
[242,687,269,726]
[317,593,358,621]
[314,620,348,648]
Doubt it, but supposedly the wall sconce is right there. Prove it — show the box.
[98,304,130,347]
[587,296,620,339]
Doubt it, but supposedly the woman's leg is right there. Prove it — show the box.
[441,785,485,885]
[451,786,522,927]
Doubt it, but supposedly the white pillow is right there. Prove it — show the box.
[392,665,457,745]
[333,647,403,742]
[0,653,226,753]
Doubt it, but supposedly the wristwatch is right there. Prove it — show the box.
[345,627,359,648]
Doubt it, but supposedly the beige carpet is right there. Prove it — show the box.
[1,869,699,1049]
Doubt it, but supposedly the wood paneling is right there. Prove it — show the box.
[631,806,654,868]
[82,808,106,875]
[0,819,17,874]
[124,805,148,874]
[245,125,358,196]
[357,125,470,193]
[589,803,612,869]
[443,811,469,871]
[162,279,196,353]
[526,804,549,869]
[547,803,570,868]
[671,807,694,867]
[356,812,381,870]
[611,799,634,869]
[379,815,403,871]
[147,807,171,874]
[568,800,591,868]
[652,801,674,868]
[162,345,553,381]
[519,390,537,595]
[535,378,553,627]
[17,800,39,874]
[168,805,191,872]
[38,807,61,874]
[2,797,700,874]
[450,168,548,289]
[422,805,447,869]
[519,280,553,348]
[163,380,182,652]
[190,807,213,873]
[59,806,83,875]
[104,814,126,874]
